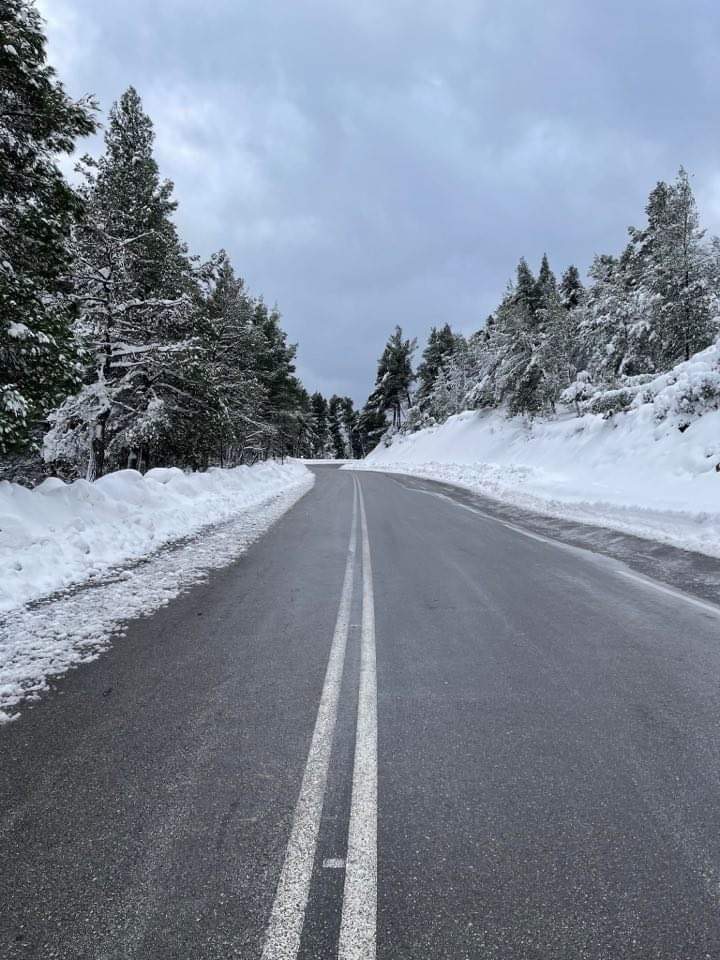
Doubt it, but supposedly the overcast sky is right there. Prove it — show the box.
[39,0,720,404]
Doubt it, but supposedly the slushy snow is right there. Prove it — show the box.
[0,462,313,722]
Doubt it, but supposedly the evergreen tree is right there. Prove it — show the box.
[535,253,557,306]
[44,88,194,479]
[310,392,329,457]
[178,250,265,468]
[415,323,457,407]
[514,257,540,316]
[356,400,387,455]
[371,326,416,428]
[577,252,655,383]
[327,395,346,458]
[559,265,584,311]
[251,299,305,458]
[628,168,717,364]
[0,0,97,454]
[340,397,362,458]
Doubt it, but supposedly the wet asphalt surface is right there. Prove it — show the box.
[2,465,720,959]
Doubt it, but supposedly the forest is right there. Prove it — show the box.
[362,167,720,442]
[0,0,365,485]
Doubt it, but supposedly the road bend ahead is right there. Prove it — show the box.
[2,466,720,959]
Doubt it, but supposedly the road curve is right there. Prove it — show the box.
[2,465,720,959]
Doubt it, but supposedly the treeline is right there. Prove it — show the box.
[361,168,720,438]
[0,1,328,482]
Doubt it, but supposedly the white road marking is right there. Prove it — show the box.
[261,481,359,960]
[338,480,378,960]
[323,858,346,870]
[616,568,720,619]
[398,477,720,620]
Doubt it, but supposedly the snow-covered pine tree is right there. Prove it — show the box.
[327,395,346,459]
[483,259,546,416]
[415,323,457,408]
[340,397,361,458]
[310,392,330,457]
[178,250,266,468]
[628,169,718,366]
[0,0,97,455]
[535,253,557,305]
[576,251,655,385]
[559,265,584,311]
[422,333,473,423]
[44,88,195,479]
[371,326,416,429]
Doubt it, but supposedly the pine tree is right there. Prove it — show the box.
[0,0,97,454]
[535,253,557,306]
[559,265,584,311]
[629,168,717,365]
[415,323,457,407]
[43,88,194,479]
[356,400,387,454]
[514,257,540,316]
[577,252,655,384]
[180,250,265,468]
[251,299,305,458]
[371,326,416,429]
[310,392,329,457]
[327,395,346,458]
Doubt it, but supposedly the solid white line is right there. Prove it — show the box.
[338,479,378,960]
[616,568,720,619]
[261,481,359,960]
[400,478,720,620]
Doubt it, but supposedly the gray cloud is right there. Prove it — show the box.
[39,0,720,403]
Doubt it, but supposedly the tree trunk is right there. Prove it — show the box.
[86,416,106,482]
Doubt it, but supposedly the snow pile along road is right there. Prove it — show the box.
[0,461,312,613]
[345,348,720,557]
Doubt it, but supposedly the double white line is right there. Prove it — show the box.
[262,476,378,960]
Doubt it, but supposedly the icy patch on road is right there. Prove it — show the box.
[0,475,313,723]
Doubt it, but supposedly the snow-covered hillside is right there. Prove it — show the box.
[346,345,720,557]
[0,461,312,613]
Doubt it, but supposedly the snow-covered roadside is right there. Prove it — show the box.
[0,461,311,613]
[343,407,720,558]
[0,467,313,722]
[295,458,353,465]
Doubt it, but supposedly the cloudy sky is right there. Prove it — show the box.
[39,0,720,403]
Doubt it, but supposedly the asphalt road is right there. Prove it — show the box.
[2,465,720,959]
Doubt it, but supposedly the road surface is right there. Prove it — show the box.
[2,465,720,959]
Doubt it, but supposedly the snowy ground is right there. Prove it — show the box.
[0,463,313,721]
[295,458,353,465]
[0,461,311,612]
[344,403,720,558]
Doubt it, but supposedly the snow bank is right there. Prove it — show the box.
[0,461,312,613]
[345,352,720,557]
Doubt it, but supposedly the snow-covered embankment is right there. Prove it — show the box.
[0,461,313,721]
[0,461,312,613]
[345,349,720,557]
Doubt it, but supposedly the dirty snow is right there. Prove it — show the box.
[0,467,313,722]
[0,461,311,613]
